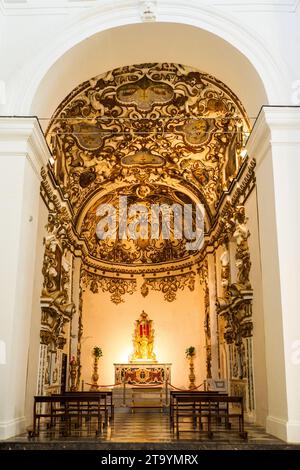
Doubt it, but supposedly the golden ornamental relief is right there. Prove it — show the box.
[80,184,200,266]
[116,75,174,110]
[141,272,195,302]
[81,270,137,305]
[120,150,165,168]
[46,63,249,224]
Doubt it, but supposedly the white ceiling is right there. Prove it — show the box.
[32,22,267,126]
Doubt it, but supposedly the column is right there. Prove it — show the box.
[247,107,300,443]
[207,253,219,378]
[0,117,50,439]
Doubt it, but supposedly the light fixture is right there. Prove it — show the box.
[49,156,55,165]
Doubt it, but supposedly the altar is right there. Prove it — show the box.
[115,311,171,385]
[114,363,171,385]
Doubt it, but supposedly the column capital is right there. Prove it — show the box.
[0,116,50,177]
[247,106,300,167]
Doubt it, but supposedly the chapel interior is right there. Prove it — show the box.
[1,3,300,449]
[27,62,264,442]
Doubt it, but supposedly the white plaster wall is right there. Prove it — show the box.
[29,22,267,126]
[245,189,268,427]
[0,153,42,437]
[249,132,288,436]
[1,0,299,118]
[24,195,48,426]
[80,275,205,389]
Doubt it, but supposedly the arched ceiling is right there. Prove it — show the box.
[82,184,199,266]
[46,62,249,270]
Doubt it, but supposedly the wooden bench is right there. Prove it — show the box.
[170,391,227,427]
[173,393,247,439]
[57,391,114,425]
[32,394,104,437]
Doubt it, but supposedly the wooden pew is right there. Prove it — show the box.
[32,394,103,437]
[170,390,227,427]
[57,391,114,425]
[173,393,247,439]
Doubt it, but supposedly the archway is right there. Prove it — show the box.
[31,61,264,434]
[1,8,299,444]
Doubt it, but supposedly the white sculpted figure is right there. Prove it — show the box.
[220,245,230,289]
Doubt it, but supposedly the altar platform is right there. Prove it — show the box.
[114,363,171,386]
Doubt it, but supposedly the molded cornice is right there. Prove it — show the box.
[0,116,50,177]
[247,106,300,168]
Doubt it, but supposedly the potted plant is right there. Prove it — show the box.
[90,346,103,390]
[185,346,195,358]
[93,346,103,359]
[185,346,196,390]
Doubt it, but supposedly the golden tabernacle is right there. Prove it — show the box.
[130,311,157,363]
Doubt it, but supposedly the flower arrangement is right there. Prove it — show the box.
[185,346,196,358]
[92,346,103,358]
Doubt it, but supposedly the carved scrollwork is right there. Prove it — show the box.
[82,270,137,305]
[141,271,195,302]
[46,63,249,225]
[197,259,212,378]
[232,206,251,288]
[42,236,62,293]
[40,330,52,345]
[217,284,253,379]
[81,184,199,266]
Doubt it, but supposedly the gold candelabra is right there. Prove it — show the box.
[188,355,196,390]
[185,346,196,390]
[69,356,77,391]
[90,346,102,391]
[90,356,99,391]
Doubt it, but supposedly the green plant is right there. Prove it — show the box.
[185,346,195,358]
[92,346,103,358]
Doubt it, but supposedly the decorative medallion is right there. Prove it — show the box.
[121,150,165,167]
[116,75,174,110]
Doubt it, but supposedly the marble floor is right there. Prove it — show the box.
[1,408,299,450]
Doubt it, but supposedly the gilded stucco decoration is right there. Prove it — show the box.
[38,63,259,403]
[81,184,199,266]
[216,203,254,411]
[46,63,249,227]
[198,260,212,378]
[39,234,75,394]
[232,206,251,289]
[141,271,195,302]
[41,236,75,320]
[81,270,137,305]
